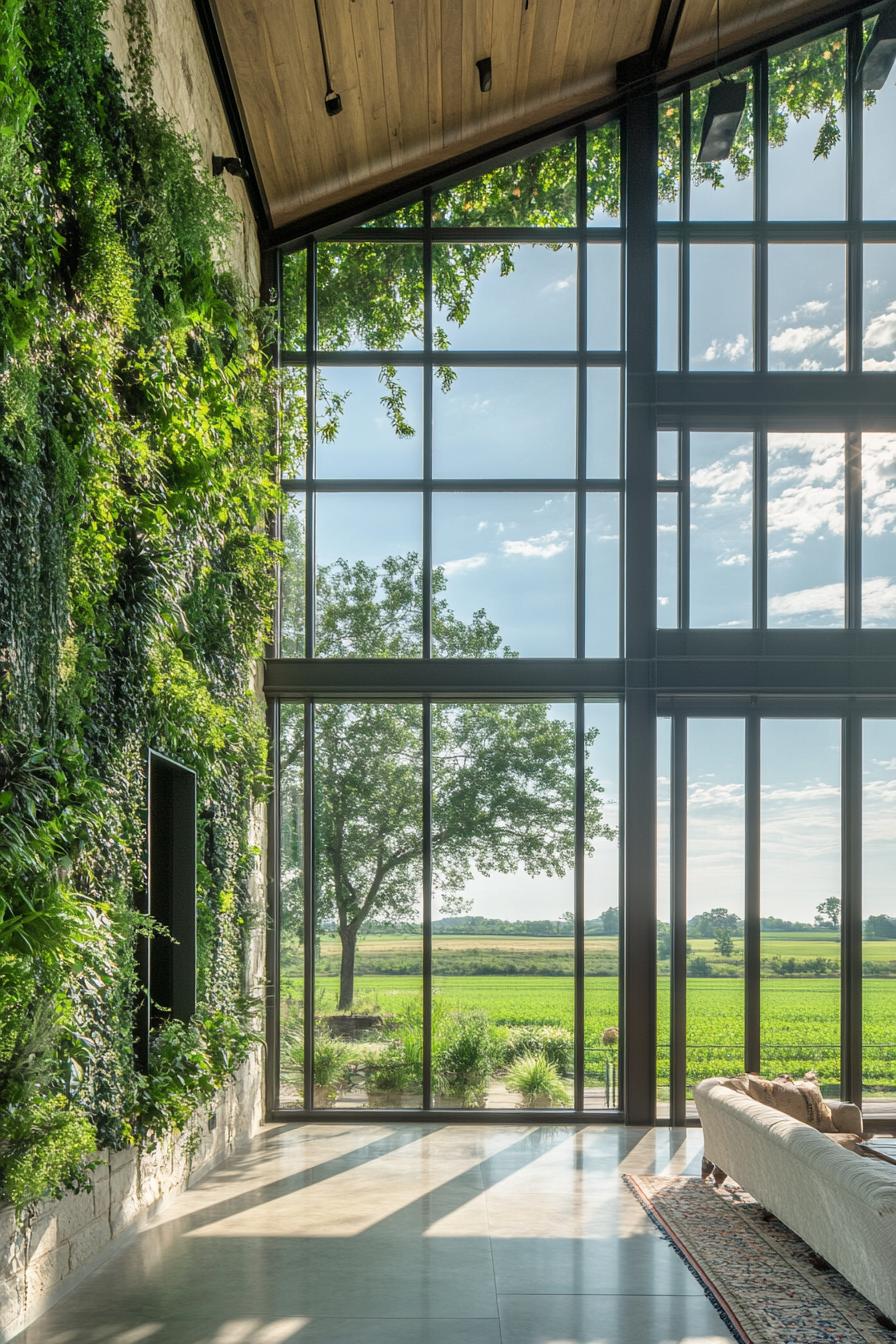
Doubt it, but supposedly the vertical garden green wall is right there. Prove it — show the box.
[0,0,276,1211]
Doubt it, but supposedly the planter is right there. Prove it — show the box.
[325,1014,383,1039]
[366,1090,420,1109]
[432,1092,488,1110]
[312,1084,339,1108]
[515,1093,564,1109]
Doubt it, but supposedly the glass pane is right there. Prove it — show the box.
[767,433,845,628]
[431,702,575,1110]
[313,703,423,1110]
[281,367,307,478]
[657,430,679,481]
[658,97,681,222]
[433,367,576,479]
[359,201,423,228]
[689,244,753,371]
[433,243,576,350]
[315,365,423,478]
[690,72,754,221]
[587,243,622,350]
[586,121,622,225]
[280,494,305,657]
[432,493,575,657]
[587,367,622,478]
[768,31,847,220]
[689,431,753,629]
[760,719,841,1095]
[863,244,896,371]
[768,244,846,371]
[862,433,896,627]
[657,492,679,628]
[686,719,746,1103]
[317,242,423,351]
[281,249,307,351]
[584,701,621,1111]
[315,493,423,656]
[278,704,304,1108]
[862,719,896,1112]
[585,493,620,657]
[433,140,577,227]
[657,716,672,1119]
[658,242,680,370]
[864,24,896,219]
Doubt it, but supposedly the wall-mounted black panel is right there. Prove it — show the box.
[136,751,197,1071]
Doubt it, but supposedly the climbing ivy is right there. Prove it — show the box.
[0,0,277,1211]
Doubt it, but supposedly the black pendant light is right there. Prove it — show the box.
[314,0,342,116]
[697,0,747,163]
[858,4,896,91]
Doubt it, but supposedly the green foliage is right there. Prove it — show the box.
[503,1025,573,1074]
[284,1030,355,1092]
[432,1009,496,1104]
[505,1052,569,1107]
[0,0,276,1208]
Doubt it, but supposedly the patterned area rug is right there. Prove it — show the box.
[624,1174,895,1344]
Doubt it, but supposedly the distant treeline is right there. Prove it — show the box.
[684,913,896,939]
[327,909,622,938]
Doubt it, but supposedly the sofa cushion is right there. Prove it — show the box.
[722,1072,835,1132]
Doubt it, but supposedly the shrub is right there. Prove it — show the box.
[284,1030,354,1091]
[688,956,714,977]
[505,1052,569,1108]
[433,1010,495,1104]
[503,1025,573,1073]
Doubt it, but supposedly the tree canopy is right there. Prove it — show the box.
[280,554,614,1008]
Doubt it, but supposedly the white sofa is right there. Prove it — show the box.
[695,1077,896,1325]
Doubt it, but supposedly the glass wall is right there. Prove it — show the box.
[271,9,896,1119]
[862,720,896,1111]
[760,719,841,1093]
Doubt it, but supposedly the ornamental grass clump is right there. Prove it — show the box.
[505,1052,569,1109]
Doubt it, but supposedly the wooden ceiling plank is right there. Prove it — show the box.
[210,0,848,230]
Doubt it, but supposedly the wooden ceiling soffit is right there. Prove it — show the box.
[204,0,867,240]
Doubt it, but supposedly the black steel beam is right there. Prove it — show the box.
[191,0,269,230]
[264,658,626,699]
[617,0,689,87]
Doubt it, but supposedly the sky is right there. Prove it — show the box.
[303,50,896,928]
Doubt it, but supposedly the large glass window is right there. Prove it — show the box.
[760,719,841,1093]
[272,10,896,1122]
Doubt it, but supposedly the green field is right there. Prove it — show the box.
[280,930,896,1104]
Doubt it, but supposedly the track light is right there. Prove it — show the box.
[697,79,747,162]
[858,5,896,91]
[696,0,746,163]
[212,155,246,178]
[476,57,492,93]
[314,0,342,116]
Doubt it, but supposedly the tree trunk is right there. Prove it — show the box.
[338,925,357,1010]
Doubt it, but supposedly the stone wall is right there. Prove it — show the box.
[105,0,261,295]
[0,1050,263,1342]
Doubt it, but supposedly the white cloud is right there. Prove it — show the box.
[476,520,488,532]
[767,582,843,620]
[720,552,750,567]
[861,576,896,623]
[540,272,576,296]
[767,434,845,540]
[863,355,896,371]
[863,301,896,352]
[770,324,833,355]
[441,553,488,576]
[768,548,796,561]
[701,333,749,364]
[658,595,670,607]
[657,523,678,534]
[691,458,752,505]
[502,529,571,560]
[799,299,829,316]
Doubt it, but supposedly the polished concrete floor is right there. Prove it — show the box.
[18,1124,735,1344]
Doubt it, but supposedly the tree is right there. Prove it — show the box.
[280,555,614,1009]
[714,929,734,958]
[815,897,841,930]
[865,914,896,940]
[688,907,742,941]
